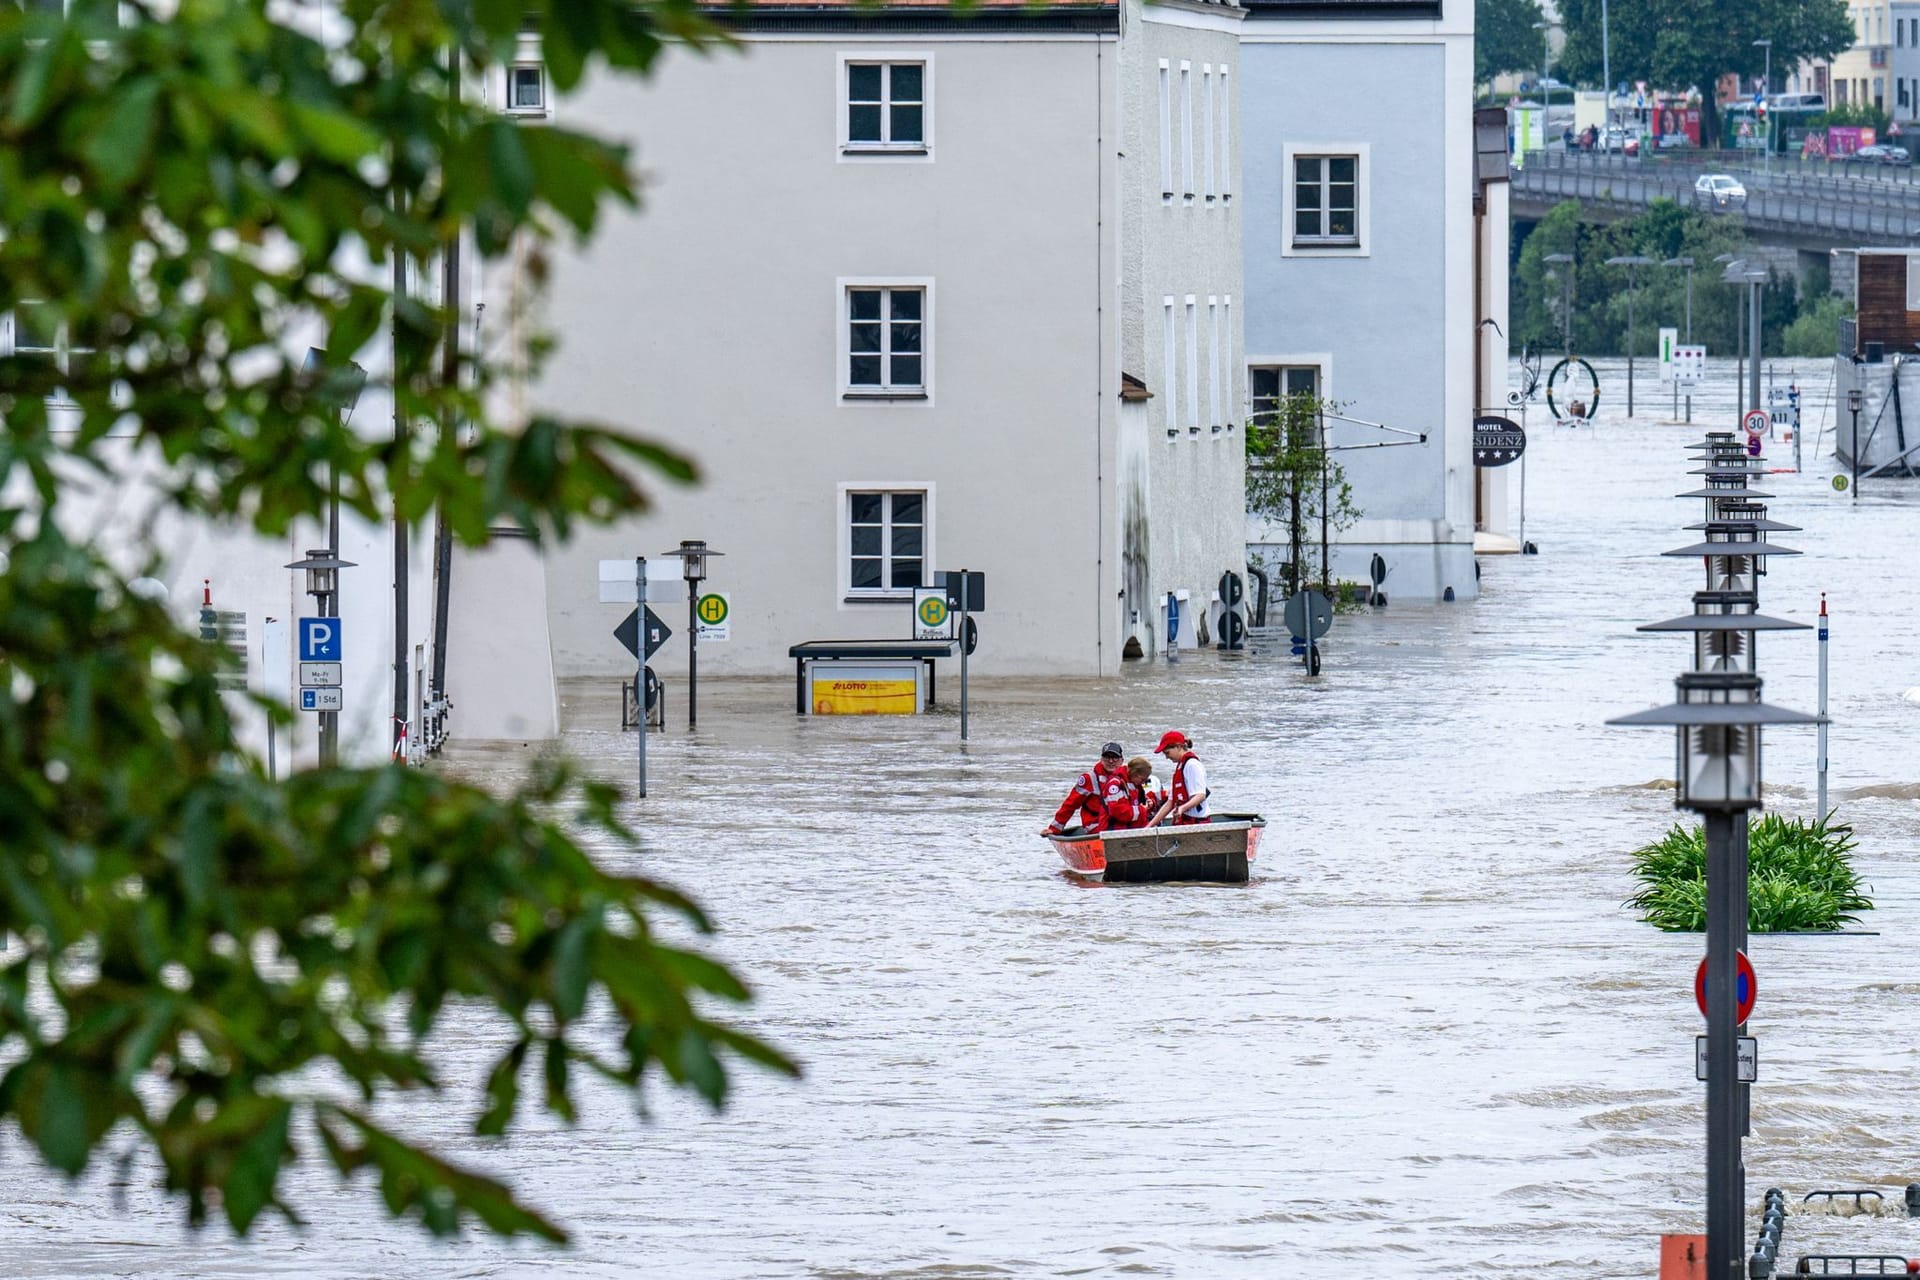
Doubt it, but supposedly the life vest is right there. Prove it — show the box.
[1054,763,1121,830]
[1170,753,1209,823]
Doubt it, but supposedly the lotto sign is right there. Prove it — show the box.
[694,592,730,642]
[1673,345,1706,386]
[912,586,952,641]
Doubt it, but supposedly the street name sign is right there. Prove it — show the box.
[695,592,731,642]
[912,586,952,641]
[1695,950,1757,1022]
[1694,1036,1758,1083]
[299,687,344,712]
[299,662,342,686]
[298,617,342,662]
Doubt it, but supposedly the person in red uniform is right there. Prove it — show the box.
[1107,756,1161,829]
[1044,742,1129,834]
[1150,730,1212,825]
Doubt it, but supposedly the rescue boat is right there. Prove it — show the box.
[1046,814,1266,884]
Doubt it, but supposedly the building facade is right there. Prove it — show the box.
[527,0,1248,679]
[1833,0,1892,110]
[1237,0,1481,602]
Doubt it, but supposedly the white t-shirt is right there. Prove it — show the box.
[1176,756,1210,818]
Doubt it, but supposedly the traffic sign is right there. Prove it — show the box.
[1282,589,1334,640]
[299,687,344,712]
[695,592,730,642]
[1832,474,1850,492]
[1743,409,1769,438]
[1695,951,1757,1022]
[298,617,341,662]
[1746,435,1763,458]
[942,570,985,613]
[1673,344,1706,386]
[912,586,952,641]
[614,607,673,661]
[1695,1036,1758,1083]
[299,662,342,686]
[1658,327,1678,382]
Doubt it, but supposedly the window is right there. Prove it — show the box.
[507,64,546,115]
[1222,297,1234,429]
[1203,67,1216,201]
[843,285,926,397]
[1219,69,1232,201]
[1180,63,1194,200]
[1184,296,1199,432]
[845,61,926,152]
[1159,62,1173,199]
[1207,297,1220,428]
[1249,365,1320,419]
[1162,298,1177,434]
[1293,154,1359,245]
[847,490,926,596]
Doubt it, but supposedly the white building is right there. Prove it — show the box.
[525,0,1247,680]
[1238,0,1495,601]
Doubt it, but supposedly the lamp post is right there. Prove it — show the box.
[1613,431,1816,1280]
[1544,252,1575,357]
[1715,255,1748,420]
[663,539,723,730]
[1533,21,1554,112]
[1848,387,1863,500]
[1738,266,1767,427]
[1754,40,1773,175]
[285,550,357,766]
[1664,256,1695,422]
[1608,255,1653,417]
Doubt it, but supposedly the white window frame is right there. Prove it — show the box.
[837,53,934,162]
[1208,297,1223,431]
[1162,297,1177,436]
[838,483,935,604]
[506,63,548,117]
[1247,355,1333,423]
[1158,61,1173,201]
[1222,296,1236,430]
[1203,66,1216,202]
[1184,296,1199,433]
[1180,63,1195,202]
[1282,143,1370,258]
[837,277,933,404]
[1219,69,1232,202]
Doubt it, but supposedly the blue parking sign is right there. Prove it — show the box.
[299,617,342,662]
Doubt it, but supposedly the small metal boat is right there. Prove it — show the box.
[1046,814,1265,884]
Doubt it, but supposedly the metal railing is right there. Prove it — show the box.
[1512,162,1920,243]
[1527,149,1920,213]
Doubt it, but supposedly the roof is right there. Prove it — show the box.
[715,0,1119,30]
[1121,372,1154,402]
[1242,0,1441,15]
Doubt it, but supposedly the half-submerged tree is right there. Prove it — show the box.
[1245,392,1361,597]
[0,0,793,1244]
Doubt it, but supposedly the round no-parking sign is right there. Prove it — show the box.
[1695,951,1757,1022]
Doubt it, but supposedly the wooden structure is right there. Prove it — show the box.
[1838,248,1920,357]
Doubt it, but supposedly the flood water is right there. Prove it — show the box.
[14,357,1920,1278]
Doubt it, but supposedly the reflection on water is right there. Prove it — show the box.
[12,357,1920,1278]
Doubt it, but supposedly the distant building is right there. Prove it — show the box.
[1238,0,1491,600]
[1832,0,1892,111]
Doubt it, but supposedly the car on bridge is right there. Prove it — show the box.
[1853,144,1912,166]
[1694,173,1748,208]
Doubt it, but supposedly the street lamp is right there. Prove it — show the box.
[1754,40,1773,175]
[284,549,357,766]
[662,539,724,730]
[1848,386,1863,500]
[1544,252,1575,357]
[1608,255,1653,416]
[1716,255,1751,419]
[1533,21,1554,110]
[1664,256,1696,422]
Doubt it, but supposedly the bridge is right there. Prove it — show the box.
[1510,151,1920,253]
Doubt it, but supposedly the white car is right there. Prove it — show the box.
[1695,174,1748,207]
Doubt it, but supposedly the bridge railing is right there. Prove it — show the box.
[1511,162,1920,244]
[1526,149,1920,213]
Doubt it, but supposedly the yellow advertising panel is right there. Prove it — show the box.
[807,662,921,715]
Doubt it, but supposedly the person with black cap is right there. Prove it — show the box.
[1044,742,1130,835]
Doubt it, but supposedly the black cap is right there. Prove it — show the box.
[1101,741,1124,759]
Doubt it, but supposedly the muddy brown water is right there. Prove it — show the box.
[13,358,1920,1277]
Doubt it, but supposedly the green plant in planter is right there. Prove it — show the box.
[1627,814,1871,932]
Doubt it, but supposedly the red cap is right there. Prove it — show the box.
[1154,730,1190,754]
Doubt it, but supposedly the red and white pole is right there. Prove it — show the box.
[1818,593,1830,819]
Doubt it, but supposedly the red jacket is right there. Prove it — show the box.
[1105,781,1160,830]
[1053,762,1126,830]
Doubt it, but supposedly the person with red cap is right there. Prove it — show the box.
[1044,742,1131,834]
[1150,731,1211,825]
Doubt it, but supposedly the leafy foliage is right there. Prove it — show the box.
[1475,0,1549,88]
[1782,293,1854,357]
[1553,0,1853,146]
[1245,393,1361,595]
[0,0,795,1245]
[1627,814,1872,932]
